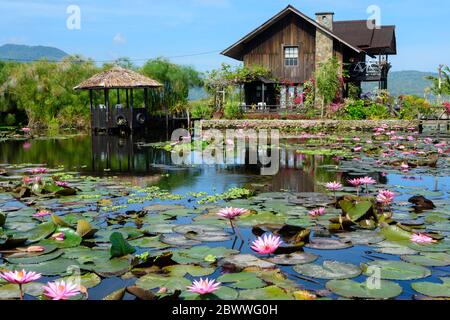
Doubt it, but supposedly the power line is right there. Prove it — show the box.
[0,49,223,64]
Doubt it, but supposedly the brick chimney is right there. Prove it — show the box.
[315,12,334,30]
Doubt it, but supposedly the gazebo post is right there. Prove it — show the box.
[89,89,94,130]
[104,89,110,129]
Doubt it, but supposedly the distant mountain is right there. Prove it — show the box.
[0,44,68,62]
[362,70,437,97]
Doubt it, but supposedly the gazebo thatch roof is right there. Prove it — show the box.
[74,66,163,90]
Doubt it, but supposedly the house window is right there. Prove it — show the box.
[284,46,298,66]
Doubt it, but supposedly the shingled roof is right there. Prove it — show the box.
[333,20,397,55]
[222,5,362,61]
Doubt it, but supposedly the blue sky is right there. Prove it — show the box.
[1,0,449,72]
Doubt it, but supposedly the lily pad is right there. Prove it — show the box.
[163,265,215,277]
[362,260,431,280]
[136,273,191,292]
[11,258,80,276]
[401,252,450,267]
[180,286,239,300]
[305,238,353,250]
[4,249,63,264]
[219,254,275,270]
[412,278,450,298]
[129,236,171,249]
[239,285,294,300]
[265,252,319,266]
[326,279,403,299]
[160,234,202,247]
[217,272,266,289]
[293,261,361,280]
[39,227,82,249]
[338,231,385,245]
[171,246,238,265]
[19,222,56,242]
[110,232,136,258]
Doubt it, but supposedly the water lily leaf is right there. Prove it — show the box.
[136,273,191,292]
[163,265,215,277]
[265,252,319,266]
[39,227,82,249]
[129,236,171,249]
[174,225,231,242]
[238,211,287,226]
[142,224,174,234]
[217,272,266,289]
[11,258,80,276]
[219,254,275,270]
[375,241,418,255]
[90,258,131,277]
[412,278,450,298]
[55,187,77,197]
[4,249,63,264]
[340,200,373,222]
[171,246,238,265]
[294,261,361,280]
[60,272,102,289]
[239,286,294,300]
[362,260,431,280]
[0,283,20,299]
[305,238,353,250]
[401,253,450,267]
[160,234,202,247]
[407,240,450,253]
[110,232,136,258]
[338,231,385,245]
[326,279,403,299]
[103,288,126,300]
[51,215,71,227]
[144,204,185,212]
[76,220,98,238]
[380,225,412,242]
[20,222,56,243]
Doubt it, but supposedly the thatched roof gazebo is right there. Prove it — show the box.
[75,67,163,132]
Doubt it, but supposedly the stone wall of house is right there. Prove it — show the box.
[315,29,334,70]
[198,119,419,134]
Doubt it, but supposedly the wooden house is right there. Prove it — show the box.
[221,5,397,109]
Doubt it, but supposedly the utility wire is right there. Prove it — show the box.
[0,49,223,64]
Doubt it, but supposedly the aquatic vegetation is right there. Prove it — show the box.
[0,270,41,300]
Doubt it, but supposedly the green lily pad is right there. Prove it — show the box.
[4,249,63,264]
[265,252,319,266]
[239,286,294,300]
[19,222,56,242]
[160,234,202,247]
[326,279,403,299]
[305,238,353,250]
[217,272,266,289]
[380,225,412,242]
[293,261,361,280]
[407,240,450,253]
[129,236,171,249]
[375,241,418,255]
[171,246,238,265]
[362,260,431,280]
[110,232,136,258]
[340,200,373,222]
[163,265,215,277]
[39,227,82,249]
[219,254,275,270]
[60,272,102,289]
[401,252,450,267]
[142,224,174,234]
[11,258,80,276]
[136,273,191,292]
[338,231,385,245]
[412,278,450,298]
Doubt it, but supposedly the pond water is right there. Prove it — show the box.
[0,132,449,300]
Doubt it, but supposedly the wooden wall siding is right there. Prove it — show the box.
[242,12,316,83]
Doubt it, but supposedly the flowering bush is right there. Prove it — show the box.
[398,95,433,120]
[444,101,450,114]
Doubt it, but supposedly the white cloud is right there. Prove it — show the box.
[113,32,126,45]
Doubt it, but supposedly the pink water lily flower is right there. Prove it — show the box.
[187,278,221,295]
[411,234,437,244]
[309,208,326,217]
[51,232,65,241]
[43,280,81,300]
[25,246,45,253]
[353,146,362,152]
[55,181,69,187]
[360,177,377,186]
[348,178,363,187]
[326,182,343,191]
[22,176,32,185]
[217,207,247,220]
[33,210,52,218]
[29,167,48,175]
[251,234,283,255]
[0,270,41,285]
[400,163,410,171]
[22,128,31,134]
[377,190,396,206]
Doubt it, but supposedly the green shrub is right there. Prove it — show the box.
[399,95,433,120]
[340,100,366,120]
[224,101,243,119]
[4,113,16,126]
[364,103,390,120]
[190,99,214,119]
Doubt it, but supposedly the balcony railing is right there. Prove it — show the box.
[349,61,390,81]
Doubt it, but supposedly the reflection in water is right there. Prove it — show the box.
[0,134,354,193]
